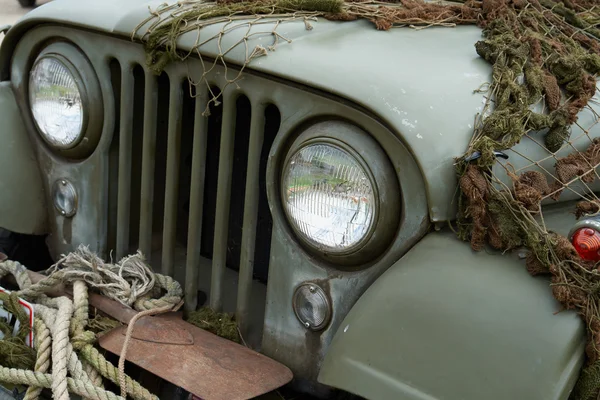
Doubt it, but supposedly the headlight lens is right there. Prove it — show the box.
[282,143,375,252]
[29,56,84,149]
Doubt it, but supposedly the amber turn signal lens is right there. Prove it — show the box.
[572,228,600,261]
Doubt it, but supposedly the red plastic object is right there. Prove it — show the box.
[572,228,600,261]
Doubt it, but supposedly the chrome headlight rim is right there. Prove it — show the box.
[280,120,401,267]
[27,42,103,159]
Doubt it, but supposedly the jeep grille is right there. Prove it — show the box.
[105,61,280,341]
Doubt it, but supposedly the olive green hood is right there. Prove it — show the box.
[5,0,596,222]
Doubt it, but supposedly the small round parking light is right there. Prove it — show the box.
[292,283,332,331]
[52,179,78,218]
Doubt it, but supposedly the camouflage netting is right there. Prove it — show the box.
[135,0,600,398]
[0,292,35,370]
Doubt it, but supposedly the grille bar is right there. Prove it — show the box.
[184,91,209,312]
[161,79,183,276]
[210,93,237,311]
[116,66,134,260]
[237,102,266,333]
[138,74,158,259]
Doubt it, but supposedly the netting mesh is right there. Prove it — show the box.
[134,0,600,397]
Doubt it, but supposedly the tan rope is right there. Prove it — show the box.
[0,247,181,400]
[0,366,124,400]
[23,318,51,400]
[117,300,184,399]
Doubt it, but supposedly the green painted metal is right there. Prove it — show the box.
[0,82,47,235]
[138,75,158,259]
[4,2,600,220]
[210,90,238,312]
[318,229,585,400]
[8,27,117,259]
[0,0,490,222]
[116,66,134,259]
[184,90,209,313]
[1,5,597,398]
[160,81,183,277]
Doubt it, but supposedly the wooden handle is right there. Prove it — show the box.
[27,270,137,324]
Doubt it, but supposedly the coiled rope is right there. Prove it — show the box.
[0,245,184,400]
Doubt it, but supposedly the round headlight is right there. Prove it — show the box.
[280,121,401,266]
[282,143,375,252]
[26,42,103,159]
[29,56,85,149]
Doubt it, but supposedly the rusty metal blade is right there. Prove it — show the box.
[124,316,194,345]
[99,314,293,400]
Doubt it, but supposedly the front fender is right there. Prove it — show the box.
[0,81,47,235]
[318,231,585,400]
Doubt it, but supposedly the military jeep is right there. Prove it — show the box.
[0,0,598,399]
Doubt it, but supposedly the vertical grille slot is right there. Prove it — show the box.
[128,66,146,253]
[253,105,281,283]
[200,88,223,260]
[115,64,134,260]
[176,81,198,247]
[237,104,280,334]
[107,59,121,255]
[227,95,252,272]
[150,73,171,255]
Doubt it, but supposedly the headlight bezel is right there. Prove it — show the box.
[27,42,103,159]
[280,120,401,267]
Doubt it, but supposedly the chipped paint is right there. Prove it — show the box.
[402,119,416,129]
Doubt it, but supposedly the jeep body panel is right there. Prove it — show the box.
[0,82,46,235]
[5,2,600,220]
[1,0,493,222]
[319,228,585,400]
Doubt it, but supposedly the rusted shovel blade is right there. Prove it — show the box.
[99,313,293,400]
[125,316,194,345]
